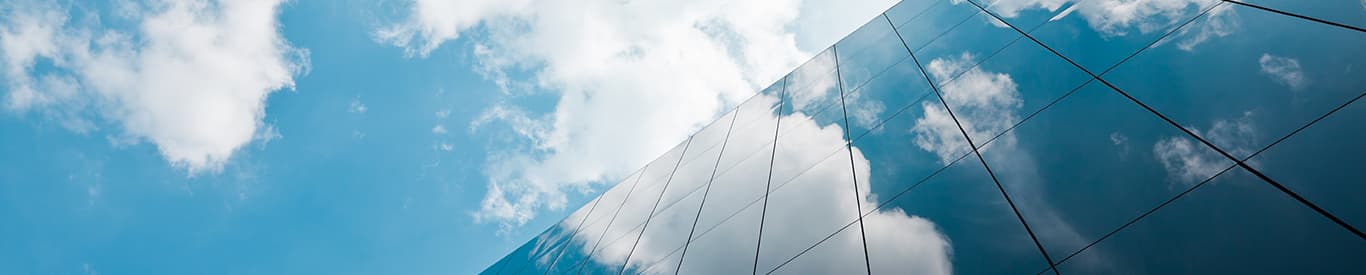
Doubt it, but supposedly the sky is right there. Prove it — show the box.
[0,0,902,274]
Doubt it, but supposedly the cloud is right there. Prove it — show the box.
[1153,112,1255,186]
[913,53,1020,164]
[380,0,900,230]
[974,0,1229,42]
[0,0,308,174]
[1258,53,1307,90]
[349,96,368,114]
[431,125,447,134]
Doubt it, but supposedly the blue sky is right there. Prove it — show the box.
[0,0,899,273]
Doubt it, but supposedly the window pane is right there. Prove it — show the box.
[864,151,1049,274]
[1027,0,1221,73]
[1248,98,1366,231]
[1239,0,1366,30]
[543,171,643,274]
[767,224,867,274]
[1104,3,1366,160]
[575,141,691,273]
[979,81,1232,261]
[1056,167,1366,273]
[756,147,864,273]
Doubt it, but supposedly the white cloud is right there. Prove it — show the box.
[974,0,1228,42]
[431,124,447,134]
[913,53,1020,164]
[1152,112,1254,186]
[380,0,899,230]
[349,96,367,114]
[1258,53,1307,90]
[1170,4,1238,51]
[976,0,1241,52]
[0,0,308,174]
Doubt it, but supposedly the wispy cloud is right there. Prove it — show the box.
[348,96,368,114]
[1259,53,1308,90]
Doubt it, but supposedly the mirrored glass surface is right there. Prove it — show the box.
[543,171,645,274]
[653,110,734,217]
[695,93,781,233]
[1248,97,1366,231]
[573,141,691,274]
[676,204,765,275]
[756,147,864,273]
[980,81,1234,262]
[919,28,1091,148]
[1056,167,1366,273]
[1240,0,1366,30]
[892,0,984,53]
[843,57,934,141]
[864,150,1050,274]
[767,224,867,274]
[1104,3,1366,160]
[911,6,1023,72]
[836,15,910,93]
[618,189,706,274]
[490,195,601,275]
[1027,0,1221,73]
[781,48,846,139]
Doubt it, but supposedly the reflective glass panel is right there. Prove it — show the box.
[541,171,642,274]
[1240,0,1366,30]
[1249,98,1366,231]
[575,141,691,273]
[1027,0,1221,73]
[756,147,864,273]
[864,151,1050,274]
[1104,3,1366,160]
[979,81,1233,261]
[1056,167,1366,273]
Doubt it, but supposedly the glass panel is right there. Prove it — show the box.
[849,83,969,217]
[893,0,984,53]
[654,109,734,215]
[979,81,1233,261]
[543,171,643,274]
[885,0,943,28]
[844,57,935,141]
[1248,98,1366,230]
[755,147,863,273]
[766,225,867,274]
[781,48,846,139]
[677,204,765,275]
[864,151,1049,274]
[836,15,909,92]
[920,30,1091,149]
[1104,3,1366,160]
[1240,0,1366,30]
[576,141,692,273]
[1027,0,1221,73]
[697,93,781,232]
[619,189,706,274]
[912,5,1023,68]
[1056,167,1366,273]
[493,194,602,275]
[718,89,784,172]
[973,0,1087,30]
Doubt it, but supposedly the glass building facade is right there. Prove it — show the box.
[482,0,1366,274]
